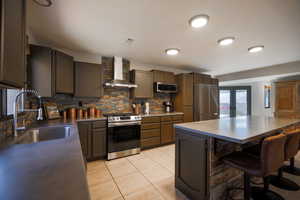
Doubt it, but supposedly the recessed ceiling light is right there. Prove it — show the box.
[189,15,209,28]
[248,45,264,53]
[33,0,52,7]
[218,37,235,46]
[165,48,180,56]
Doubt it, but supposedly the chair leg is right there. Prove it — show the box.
[282,157,300,176]
[244,173,251,200]
[269,167,300,191]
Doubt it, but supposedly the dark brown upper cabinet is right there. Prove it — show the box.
[55,51,74,94]
[130,70,153,98]
[75,62,104,97]
[29,45,74,97]
[152,70,176,84]
[0,0,26,88]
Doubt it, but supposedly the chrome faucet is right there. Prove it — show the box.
[13,89,43,137]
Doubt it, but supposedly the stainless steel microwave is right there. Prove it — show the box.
[154,82,177,93]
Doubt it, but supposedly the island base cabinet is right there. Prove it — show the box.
[175,128,210,200]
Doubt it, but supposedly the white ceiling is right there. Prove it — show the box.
[27,0,300,75]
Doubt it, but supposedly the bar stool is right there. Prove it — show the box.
[282,129,300,176]
[223,134,286,200]
[268,129,300,190]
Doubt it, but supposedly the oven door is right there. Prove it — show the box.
[107,122,141,154]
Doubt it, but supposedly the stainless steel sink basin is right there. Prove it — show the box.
[19,125,73,144]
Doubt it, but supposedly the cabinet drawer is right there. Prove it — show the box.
[173,120,183,125]
[141,123,161,130]
[92,120,106,129]
[141,128,160,139]
[161,116,172,122]
[172,115,184,121]
[141,137,161,148]
[142,116,161,123]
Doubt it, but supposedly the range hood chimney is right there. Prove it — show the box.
[104,56,137,88]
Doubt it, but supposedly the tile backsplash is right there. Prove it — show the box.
[44,57,171,114]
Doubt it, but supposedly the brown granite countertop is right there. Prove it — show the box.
[175,116,300,144]
[0,120,90,200]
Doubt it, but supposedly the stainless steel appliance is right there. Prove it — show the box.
[104,57,138,88]
[164,101,173,113]
[193,84,219,121]
[154,82,177,93]
[106,113,142,160]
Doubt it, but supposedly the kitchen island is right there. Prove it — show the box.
[174,116,300,200]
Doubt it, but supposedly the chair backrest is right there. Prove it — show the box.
[284,129,300,157]
[261,134,286,176]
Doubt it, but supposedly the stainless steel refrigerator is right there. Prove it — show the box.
[193,84,219,121]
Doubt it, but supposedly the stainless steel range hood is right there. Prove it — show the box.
[104,56,138,88]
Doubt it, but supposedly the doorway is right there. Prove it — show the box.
[219,86,251,118]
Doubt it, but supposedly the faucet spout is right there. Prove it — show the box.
[13,89,43,137]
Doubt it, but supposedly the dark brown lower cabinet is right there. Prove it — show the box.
[77,121,92,160]
[161,122,173,144]
[175,128,210,200]
[92,128,107,158]
[77,120,107,161]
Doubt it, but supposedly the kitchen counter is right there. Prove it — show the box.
[141,112,184,117]
[174,116,300,200]
[0,120,90,200]
[174,115,300,144]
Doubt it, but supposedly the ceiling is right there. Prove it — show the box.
[27,0,300,75]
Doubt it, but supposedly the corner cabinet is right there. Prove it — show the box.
[77,120,107,161]
[29,45,74,97]
[130,70,153,98]
[275,80,300,118]
[0,0,26,88]
[75,62,104,97]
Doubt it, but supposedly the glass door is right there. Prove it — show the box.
[219,86,251,118]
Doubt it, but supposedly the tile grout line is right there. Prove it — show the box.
[127,152,169,200]
[104,159,127,200]
[143,148,175,174]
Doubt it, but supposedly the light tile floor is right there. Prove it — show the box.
[87,144,300,200]
[87,144,188,200]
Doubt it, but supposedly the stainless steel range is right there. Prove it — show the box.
[105,113,142,160]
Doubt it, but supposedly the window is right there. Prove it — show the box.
[219,86,251,118]
[0,89,23,118]
[264,85,271,109]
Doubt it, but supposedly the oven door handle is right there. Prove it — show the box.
[108,121,141,127]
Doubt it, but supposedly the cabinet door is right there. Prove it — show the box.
[209,85,219,119]
[55,51,74,94]
[92,128,107,158]
[29,45,54,97]
[0,0,26,87]
[77,122,92,160]
[183,74,193,106]
[276,82,296,112]
[183,105,193,122]
[161,122,173,144]
[132,70,153,98]
[153,70,164,83]
[164,72,176,84]
[75,62,103,97]
[173,120,184,142]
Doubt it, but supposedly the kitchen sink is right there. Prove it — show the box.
[19,125,73,144]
